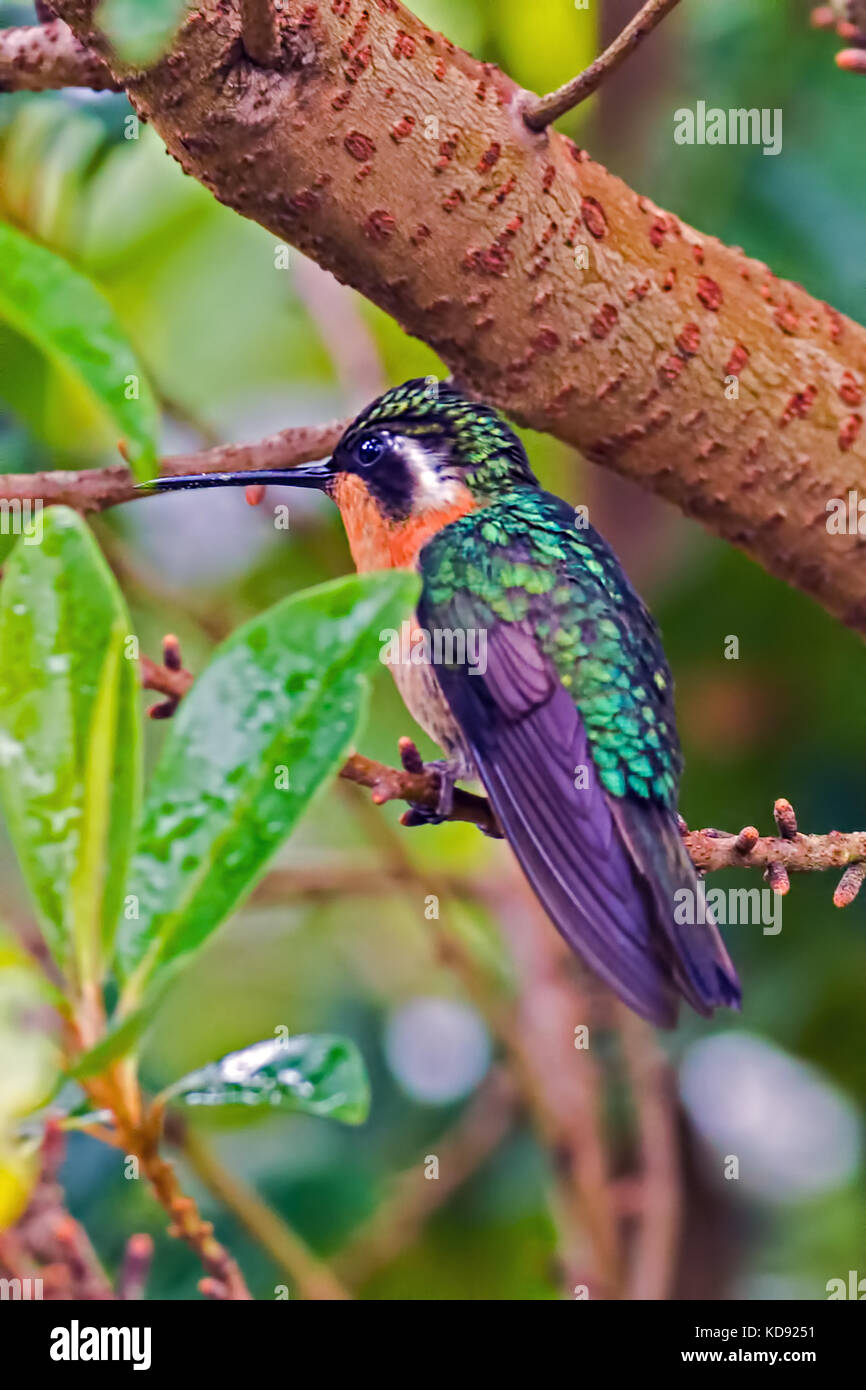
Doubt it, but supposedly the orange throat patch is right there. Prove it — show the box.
[332,472,476,573]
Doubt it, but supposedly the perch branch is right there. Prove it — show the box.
[523,0,683,130]
[340,774,866,907]
[338,773,866,909]
[340,740,502,838]
[0,418,347,515]
[135,647,866,908]
[681,797,866,904]
[0,20,117,91]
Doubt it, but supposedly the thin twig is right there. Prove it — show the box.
[180,1126,351,1300]
[71,1034,252,1301]
[109,1099,252,1300]
[340,742,502,838]
[616,1007,680,1300]
[0,418,348,515]
[240,0,283,67]
[134,648,866,905]
[251,861,473,904]
[0,1121,116,1300]
[335,1069,518,1287]
[140,636,193,719]
[117,1233,154,1301]
[337,777,621,1297]
[683,813,866,878]
[483,872,622,1297]
[523,0,683,130]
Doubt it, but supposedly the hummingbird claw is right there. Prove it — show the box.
[401,758,457,827]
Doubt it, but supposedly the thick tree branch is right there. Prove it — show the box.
[0,418,347,513]
[523,0,683,131]
[0,20,117,91]
[30,1,866,636]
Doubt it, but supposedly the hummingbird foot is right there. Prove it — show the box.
[398,738,457,827]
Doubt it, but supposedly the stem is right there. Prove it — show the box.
[69,1026,251,1300]
[616,1007,681,1299]
[181,1127,351,1300]
[523,0,683,130]
[240,0,282,67]
[110,1097,252,1300]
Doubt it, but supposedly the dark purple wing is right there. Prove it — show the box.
[426,620,739,1027]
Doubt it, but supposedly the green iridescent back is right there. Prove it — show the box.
[419,489,683,808]
[345,381,682,807]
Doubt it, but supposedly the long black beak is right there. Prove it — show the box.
[138,459,334,494]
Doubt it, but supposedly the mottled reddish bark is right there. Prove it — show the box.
[0,18,118,90]
[18,2,866,631]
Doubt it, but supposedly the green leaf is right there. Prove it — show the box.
[163,1034,371,1125]
[0,220,159,479]
[0,508,141,979]
[96,0,189,66]
[118,570,419,1002]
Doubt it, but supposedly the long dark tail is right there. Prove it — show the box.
[610,797,742,1018]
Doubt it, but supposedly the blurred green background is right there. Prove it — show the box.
[1,0,864,1299]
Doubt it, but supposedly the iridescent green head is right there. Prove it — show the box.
[330,378,537,518]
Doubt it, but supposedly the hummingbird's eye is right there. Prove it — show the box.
[356,434,385,468]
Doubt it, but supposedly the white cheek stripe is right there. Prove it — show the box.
[401,438,463,509]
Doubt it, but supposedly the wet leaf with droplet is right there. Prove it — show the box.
[164,1033,370,1125]
[117,570,418,1007]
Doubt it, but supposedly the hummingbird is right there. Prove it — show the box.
[145,379,741,1027]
